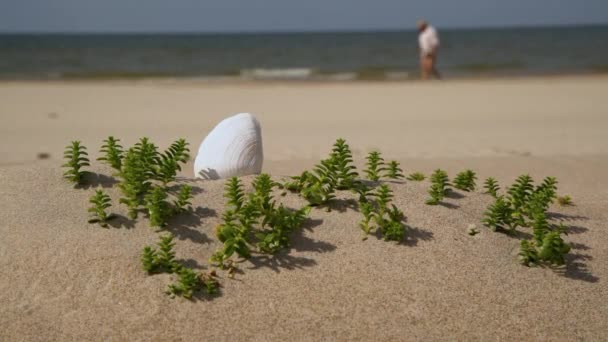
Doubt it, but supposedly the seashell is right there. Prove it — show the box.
[194,113,264,180]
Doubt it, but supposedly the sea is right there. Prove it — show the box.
[1,25,607,81]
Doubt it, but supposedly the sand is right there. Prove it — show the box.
[1,76,608,340]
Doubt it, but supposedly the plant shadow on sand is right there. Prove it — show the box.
[546,212,589,222]
[164,206,216,244]
[166,183,205,196]
[78,172,119,189]
[106,214,136,229]
[445,190,466,199]
[176,258,207,271]
[437,201,460,210]
[554,252,598,283]
[247,217,335,273]
[402,225,434,246]
[328,198,360,213]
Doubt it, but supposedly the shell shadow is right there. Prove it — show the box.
[198,168,220,180]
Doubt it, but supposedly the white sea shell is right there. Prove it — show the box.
[194,113,263,180]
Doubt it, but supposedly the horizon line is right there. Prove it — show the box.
[1,22,607,35]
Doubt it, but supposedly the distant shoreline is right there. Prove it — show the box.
[1,70,607,85]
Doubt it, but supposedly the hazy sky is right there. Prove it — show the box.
[1,0,607,33]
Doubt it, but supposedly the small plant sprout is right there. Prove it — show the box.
[87,189,114,227]
[63,141,90,185]
[385,160,405,180]
[256,205,310,254]
[211,211,254,266]
[224,177,246,212]
[173,184,194,213]
[518,212,571,267]
[358,184,406,241]
[250,173,277,211]
[406,172,426,181]
[141,233,179,274]
[167,269,219,299]
[168,267,199,299]
[364,151,386,181]
[97,136,123,171]
[359,201,375,238]
[156,138,190,185]
[288,159,337,207]
[482,196,515,232]
[118,148,152,219]
[426,169,450,205]
[330,138,359,190]
[467,224,480,236]
[199,272,220,295]
[141,246,158,273]
[483,177,500,198]
[156,233,179,272]
[453,170,477,192]
[557,195,573,206]
[144,186,171,228]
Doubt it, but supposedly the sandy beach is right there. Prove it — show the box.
[1,76,608,340]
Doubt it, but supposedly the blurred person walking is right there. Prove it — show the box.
[417,20,441,80]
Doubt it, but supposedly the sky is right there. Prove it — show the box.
[0,0,607,33]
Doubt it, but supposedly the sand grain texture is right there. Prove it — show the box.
[1,77,607,341]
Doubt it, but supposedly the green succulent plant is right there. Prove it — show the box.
[173,184,194,214]
[167,269,219,299]
[168,267,199,299]
[406,172,426,181]
[330,138,359,190]
[426,169,450,205]
[358,184,406,241]
[199,272,220,295]
[364,151,386,181]
[557,195,572,206]
[118,148,152,219]
[87,189,113,227]
[97,136,123,171]
[283,171,312,193]
[211,211,254,266]
[483,177,500,198]
[257,205,310,254]
[144,186,171,228]
[63,141,90,185]
[156,233,179,272]
[133,137,161,174]
[384,160,404,180]
[519,217,570,267]
[453,169,477,192]
[141,246,159,273]
[289,159,338,207]
[156,139,190,184]
[359,201,375,237]
[518,240,540,266]
[141,233,179,274]
[482,196,515,232]
[250,173,278,211]
[224,177,246,212]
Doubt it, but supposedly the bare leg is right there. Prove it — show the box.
[430,55,441,80]
[421,55,432,80]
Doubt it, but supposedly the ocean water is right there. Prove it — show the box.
[1,25,607,81]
